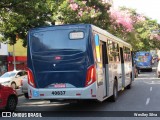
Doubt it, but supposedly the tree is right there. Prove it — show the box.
[50,0,111,29]
[0,0,111,46]
[0,0,160,51]
[0,0,51,46]
[109,7,160,51]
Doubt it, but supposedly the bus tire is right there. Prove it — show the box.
[135,69,138,78]
[126,76,132,89]
[110,80,118,102]
[24,93,29,99]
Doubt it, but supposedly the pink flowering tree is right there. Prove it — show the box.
[50,1,160,51]
[51,0,111,29]
[109,7,160,50]
[109,8,133,32]
[107,7,135,47]
[151,34,160,41]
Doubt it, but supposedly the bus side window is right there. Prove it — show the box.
[123,47,131,62]
[108,40,114,62]
[107,40,120,62]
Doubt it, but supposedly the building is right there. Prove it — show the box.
[0,42,8,75]
[7,39,27,71]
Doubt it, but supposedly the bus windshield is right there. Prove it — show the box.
[31,29,87,53]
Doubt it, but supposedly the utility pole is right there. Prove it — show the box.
[13,34,19,71]
[13,44,16,71]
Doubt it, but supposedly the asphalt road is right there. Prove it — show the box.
[1,67,160,120]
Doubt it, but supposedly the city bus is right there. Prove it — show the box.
[135,51,152,73]
[27,24,134,102]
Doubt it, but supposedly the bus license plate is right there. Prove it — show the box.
[54,84,66,88]
[52,91,66,95]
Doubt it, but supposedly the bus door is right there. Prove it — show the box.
[131,51,134,81]
[101,42,109,97]
[120,47,125,88]
[94,35,107,101]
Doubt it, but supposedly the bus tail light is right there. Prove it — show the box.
[27,68,36,88]
[85,65,96,87]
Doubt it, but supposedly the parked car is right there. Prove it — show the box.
[20,75,28,98]
[0,83,18,111]
[0,70,27,89]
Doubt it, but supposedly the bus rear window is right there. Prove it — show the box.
[31,29,86,53]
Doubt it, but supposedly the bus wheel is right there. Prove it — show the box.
[126,79,132,89]
[110,81,118,102]
[136,69,138,77]
[135,69,138,78]
[24,93,29,99]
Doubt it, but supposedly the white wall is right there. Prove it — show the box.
[0,43,8,55]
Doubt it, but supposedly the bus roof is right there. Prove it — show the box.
[28,23,89,32]
[29,24,132,48]
[91,25,132,48]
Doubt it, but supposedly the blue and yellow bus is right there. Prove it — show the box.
[135,51,152,73]
[27,24,134,102]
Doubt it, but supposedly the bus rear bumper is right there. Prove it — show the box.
[28,83,97,100]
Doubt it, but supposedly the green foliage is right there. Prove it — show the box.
[0,0,51,46]
[114,7,160,51]
[0,0,160,52]
[0,0,111,46]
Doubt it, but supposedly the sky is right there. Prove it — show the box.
[113,0,160,23]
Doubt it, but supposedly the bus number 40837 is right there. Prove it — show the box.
[52,91,66,95]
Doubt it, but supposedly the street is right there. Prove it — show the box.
[15,67,160,112]
[1,0,160,120]
[1,67,160,120]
